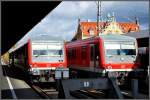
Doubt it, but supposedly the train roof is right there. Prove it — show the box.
[67,34,136,47]
[123,30,149,39]
[99,34,136,41]
[30,35,64,42]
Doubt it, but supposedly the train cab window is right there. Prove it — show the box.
[104,43,120,56]
[105,42,136,56]
[59,50,63,55]
[33,50,47,56]
[47,49,63,56]
[106,49,120,55]
[120,44,136,55]
[120,49,136,55]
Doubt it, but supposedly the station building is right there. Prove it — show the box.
[72,16,140,41]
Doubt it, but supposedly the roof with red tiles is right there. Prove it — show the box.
[79,21,139,36]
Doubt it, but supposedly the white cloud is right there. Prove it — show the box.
[29,1,115,39]
[13,1,149,50]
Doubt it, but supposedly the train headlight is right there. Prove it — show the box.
[121,65,125,68]
[34,64,37,67]
[59,60,63,62]
[107,65,112,69]
[46,64,51,67]
[59,64,63,68]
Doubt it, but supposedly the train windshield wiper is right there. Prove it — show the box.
[35,54,40,57]
[131,55,136,58]
[108,55,114,58]
[59,49,63,57]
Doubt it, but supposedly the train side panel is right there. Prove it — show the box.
[10,41,30,70]
[67,35,138,78]
[28,39,32,66]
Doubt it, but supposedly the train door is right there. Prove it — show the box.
[90,43,99,70]
[90,44,95,68]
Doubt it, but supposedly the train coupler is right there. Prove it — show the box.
[55,68,69,79]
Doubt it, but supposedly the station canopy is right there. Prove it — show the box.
[2,1,61,55]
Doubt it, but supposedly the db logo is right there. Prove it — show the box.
[34,64,37,67]
[108,66,112,69]
[47,64,51,67]
[121,65,125,68]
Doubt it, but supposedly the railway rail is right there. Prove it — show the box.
[30,78,124,99]
[32,85,109,99]
[2,64,149,99]
[30,77,149,99]
[31,82,58,99]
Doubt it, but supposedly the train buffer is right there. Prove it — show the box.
[55,77,124,99]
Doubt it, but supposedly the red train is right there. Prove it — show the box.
[9,35,69,82]
[66,34,138,78]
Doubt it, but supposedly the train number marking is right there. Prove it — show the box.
[83,81,89,87]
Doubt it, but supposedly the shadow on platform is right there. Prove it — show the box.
[1,88,41,99]
[2,65,30,83]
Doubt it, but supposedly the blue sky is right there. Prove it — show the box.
[10,1,149,52]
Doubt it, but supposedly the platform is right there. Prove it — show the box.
[1,65,41,99]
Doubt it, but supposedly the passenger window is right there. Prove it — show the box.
[95,44,100,61]
[71,48,76,60]
[82,46,87,60]
[90,46,94,61]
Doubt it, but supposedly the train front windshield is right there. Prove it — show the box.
[104,41,137,63]
[33,49,63,57]
[31,42,64,62]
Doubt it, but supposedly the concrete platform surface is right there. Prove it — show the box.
[1,65,42,99]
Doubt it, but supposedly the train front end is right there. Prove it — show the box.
[101,35,138,78]
[28,37,69,82]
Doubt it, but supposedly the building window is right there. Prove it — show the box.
[88,28,94,36]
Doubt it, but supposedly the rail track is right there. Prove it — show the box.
[30,80,118,99]
[31,78,149,99]
[32,85,109,99]
[70,89,108,99]
[31,82,58,99]
[30,81,110,99]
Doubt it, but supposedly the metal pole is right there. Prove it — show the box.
[100,1,102,22]
[131,79,138,98]
[97,1,100,36]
